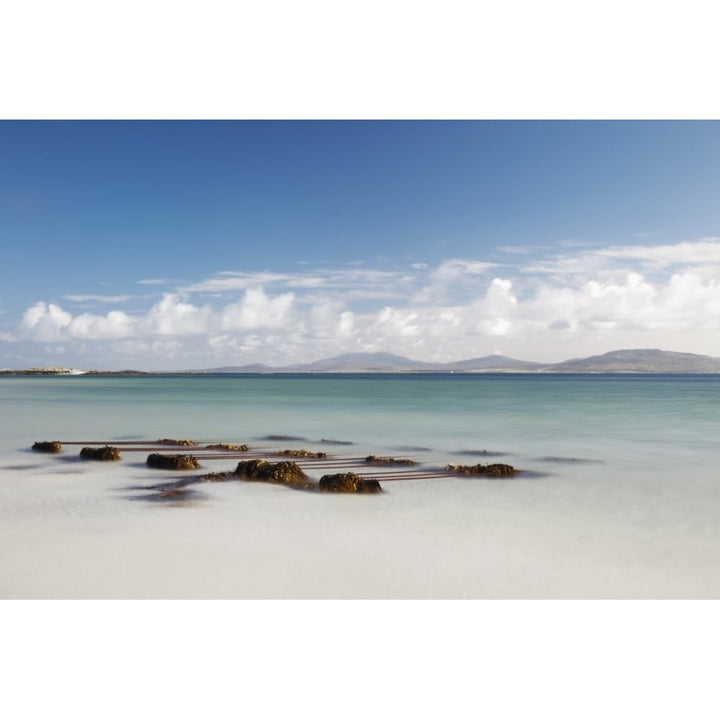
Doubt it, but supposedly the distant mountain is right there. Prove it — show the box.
[198,363,274,373]
[192,349,720,374]
[288,352,435,373]
[197,352,545,373]
[546,348,720,373]
[445,354,544,372]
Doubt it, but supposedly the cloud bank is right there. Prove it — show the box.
[5,238,720,369]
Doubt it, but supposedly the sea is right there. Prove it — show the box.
[2,372,719,598]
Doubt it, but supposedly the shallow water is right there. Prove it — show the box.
[2,373,719,598]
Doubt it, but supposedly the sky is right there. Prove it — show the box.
[2,119,720,370]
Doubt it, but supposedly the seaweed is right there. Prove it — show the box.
[80,445,121,461]
[32,441,62,453]
[147,453,200,470]
[319,473,383,494]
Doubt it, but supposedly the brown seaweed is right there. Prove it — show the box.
[147,453,200,470]
[233,459,311,488]
[277,449,327,458]
[365,455,417,466]
[80,445,122,461]
[446,463,516,477]
[319,472,383,493]
[32,441,62,453]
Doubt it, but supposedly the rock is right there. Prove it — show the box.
[156,487,189,499]
[32,441,62,453]
[205,443,249,451]
[156,438,196,446]
[234,459,311,488]
[278,449,327,458]
[318,473,383,493]
[200,471,235,482]
[263,434,306,441]
[365,455,417,465]
[146,453,200,470]
[446,463,516,477]
[80,445,121,461]
[143,487,198,502]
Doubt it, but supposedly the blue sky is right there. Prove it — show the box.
[2,120,720,369]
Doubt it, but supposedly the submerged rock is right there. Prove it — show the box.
[32,441,62,453]
[156,438,196,446]
[156,487,190,499]
[263,434,306,441]
[80,445,121,461]
[233,459,311,488]
[318,472,383,493]
[147,453,200,470]
[278,449,327,458]
[141,486,200,502]
[446,463,516,477]
[365,455,417,466]
[205,443,250,451]
[200,471,235,482]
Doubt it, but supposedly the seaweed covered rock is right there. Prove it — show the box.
[446,462,516,477]
[156,487,191,499]
[156,438,196,446]
[263,434,306,441]
[80,445,121,461]
[142,486,199,502]
[365,455,417,466]
[205,443,249,451]
[147,453,200,470]
[233,459,311,488]
[278,449,327,458]
[32,441,62,453]
[318,472,383,494]
[200,471,235,482]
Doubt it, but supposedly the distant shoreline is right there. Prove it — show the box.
[3,369,720,377]
[4,348,720,375]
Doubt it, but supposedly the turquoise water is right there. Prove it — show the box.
[2,374,720,598]
[3,373,718,465]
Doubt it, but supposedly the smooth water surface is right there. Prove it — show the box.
[2,374,719,598]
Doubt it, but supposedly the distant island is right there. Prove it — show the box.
[4,349,720,375]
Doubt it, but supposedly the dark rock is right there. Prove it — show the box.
[147,453,200,470]
[234,459,311,488]
[446,463,516,477]
[262,434,306,441]
[156,438,196,446]
[142,487,200,502]
[459,449,508,457]
[319,472,383,493]
[80,445,121,461]
[156,487,188,499]
[278,449,327,458]
[365,455,417,466]
[32,441,62,453]
[320,438,354,445]
[205,443,249,451]
[200,471,235,482]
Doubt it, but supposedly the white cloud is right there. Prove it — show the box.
[137,278,172,286]
[8,238,720,368]
[69,310,135,339]
[64,294,134,303]
[598,238,720,267]
[220,288,294,330]
[183,272,293,293]
[20,302,72,341]
[136,294,213,336]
